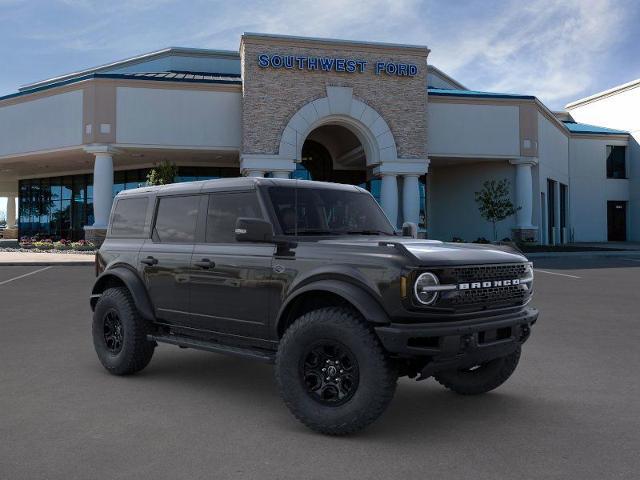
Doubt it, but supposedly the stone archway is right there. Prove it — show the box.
[278,86,398,166]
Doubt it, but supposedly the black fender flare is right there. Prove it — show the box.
[90,266,155,321]
[276,279,390,335]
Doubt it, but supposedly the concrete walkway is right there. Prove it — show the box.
[527,250,640,258]
[0,251,95,266]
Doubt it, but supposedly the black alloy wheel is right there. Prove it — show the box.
[103,310,124,354]
[301,341,359,406]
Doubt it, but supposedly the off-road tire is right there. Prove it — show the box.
[434,347,521,395]
[92,287,155,375]
[275,307,397,435]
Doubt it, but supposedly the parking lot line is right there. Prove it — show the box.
[623,258,640,262]
[534,269,581,279]
[0,266,52,286]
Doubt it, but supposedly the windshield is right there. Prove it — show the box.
[267,185,395,236]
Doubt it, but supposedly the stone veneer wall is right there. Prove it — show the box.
[240,36,429,160]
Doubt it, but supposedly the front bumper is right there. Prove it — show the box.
[375,307,538,377]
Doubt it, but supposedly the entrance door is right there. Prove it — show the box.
[188,191,276,341]
[607,201,627,241]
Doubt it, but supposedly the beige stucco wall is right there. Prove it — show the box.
[115,86,242,148]
[427,101,520,157]
[0,90,83,157]
[240,35,428,160]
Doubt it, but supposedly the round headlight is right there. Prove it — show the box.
[414,272,440,305]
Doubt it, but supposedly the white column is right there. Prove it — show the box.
[380,174,398,227]
[402,174,420,225]
[271,171,290,179]
[6,195,17,229]
[246,170,265,178]
[511,159,536,228]
[91,151,114,228]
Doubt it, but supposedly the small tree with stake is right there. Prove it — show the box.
[474,179,520,242]
[146,160,178,186]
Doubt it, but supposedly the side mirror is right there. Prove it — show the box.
[402,222,418,239]
[235,217,274,243]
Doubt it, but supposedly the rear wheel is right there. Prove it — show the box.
[275,307,397,435]
[434,347,521,395]
[92,287,155,375]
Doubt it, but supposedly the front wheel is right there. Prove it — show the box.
[275,307,397,435]
[434,347,521,395]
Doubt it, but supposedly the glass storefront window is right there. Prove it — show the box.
[18,166,239,240]
[113,171,126,198]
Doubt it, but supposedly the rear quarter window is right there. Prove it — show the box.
[110,197,149,237]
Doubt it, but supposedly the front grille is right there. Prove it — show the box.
[450,285,526,306]
[451,264,527,283]
[430,263,530,310]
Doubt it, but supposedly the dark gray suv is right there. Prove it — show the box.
[91,177,538,435]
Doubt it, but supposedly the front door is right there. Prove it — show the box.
[139,194,201,325]
[188,191,276,341]
[607,201,627,241]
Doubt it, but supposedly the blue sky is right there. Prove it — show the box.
[1,0,639,215]
[1,0,639,109]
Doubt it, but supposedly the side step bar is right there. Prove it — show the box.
[148,334,276,364]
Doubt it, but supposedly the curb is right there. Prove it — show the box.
[0,261,94,266]
[527,251,640,259]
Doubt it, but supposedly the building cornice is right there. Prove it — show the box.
[0,74,241,108]
[241,32,430,57]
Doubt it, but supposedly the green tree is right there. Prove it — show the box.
[146,161,178,186]
[474,179,520,242]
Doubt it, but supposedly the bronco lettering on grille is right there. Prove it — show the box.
[458,279,521,290]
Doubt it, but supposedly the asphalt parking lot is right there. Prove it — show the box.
[1,257,639,479]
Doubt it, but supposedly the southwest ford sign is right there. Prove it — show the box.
[257,54,418,77]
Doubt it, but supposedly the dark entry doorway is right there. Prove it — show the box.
[607,201,627,241]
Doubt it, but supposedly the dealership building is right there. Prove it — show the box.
[0,33,637,244]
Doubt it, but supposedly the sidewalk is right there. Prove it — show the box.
[527,250,640,258]
[0,251,95,266]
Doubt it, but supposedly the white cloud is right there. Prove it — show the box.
[426,0,628,107]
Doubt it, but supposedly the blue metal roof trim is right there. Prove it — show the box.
[0,72,242,102]
[562,121,628,135]
[427,87,535,100]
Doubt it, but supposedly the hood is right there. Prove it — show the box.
[316,237,528,266]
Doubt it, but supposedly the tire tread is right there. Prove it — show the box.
[275,307,397,435]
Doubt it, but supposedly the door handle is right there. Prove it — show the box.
[194,258,215,269]
[141,256,158,266]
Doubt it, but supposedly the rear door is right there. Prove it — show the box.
[139,194,201,325]
[188,190,276,340]
[607,201,627,241]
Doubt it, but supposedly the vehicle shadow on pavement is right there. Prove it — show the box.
[111,348,572,440]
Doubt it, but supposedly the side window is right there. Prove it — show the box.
[606,145,626,179]
[110,197,148,237]
[153,195,200,243]
[206,192,262,243]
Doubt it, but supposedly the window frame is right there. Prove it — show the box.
[151,193,204,244]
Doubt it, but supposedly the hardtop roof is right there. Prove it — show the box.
[115,177,368,198]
